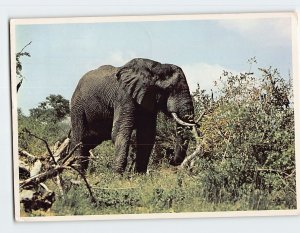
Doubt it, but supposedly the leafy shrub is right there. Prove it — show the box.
[191,65,296,209]
[88,141,116,174]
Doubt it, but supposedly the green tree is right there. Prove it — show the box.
[18,94,70,154]
[29,94,70,123]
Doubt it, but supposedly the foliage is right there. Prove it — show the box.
[16,41,32,92]
[191,64,295,209]
[29,94,70,123]
[18,94,70,155]
[151,113,177,166]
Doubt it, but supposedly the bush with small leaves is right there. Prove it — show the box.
[191,64,295,209]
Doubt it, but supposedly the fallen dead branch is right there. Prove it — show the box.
[23,128,56,164]
[19,129,96,212]
[20,165,66,189]
[53,138,70,162]
[19,141,82,190]
[19,150,37,162]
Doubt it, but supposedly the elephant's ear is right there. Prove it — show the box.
[116,67,157,111]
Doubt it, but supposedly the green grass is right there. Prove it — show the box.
[22,165,293,217]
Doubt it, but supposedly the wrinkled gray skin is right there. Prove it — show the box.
[70,58,195,174]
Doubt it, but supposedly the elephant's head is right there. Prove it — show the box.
[116,58,196,165]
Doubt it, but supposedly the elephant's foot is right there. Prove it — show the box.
[134,165,148,174]
[169,157,183,166]
[114,166,126,174]
[114,158,127,174]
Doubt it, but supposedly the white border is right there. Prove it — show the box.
[10,12,300,222]
[10,12,296,25]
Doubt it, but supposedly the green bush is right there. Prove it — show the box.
[191,66,296,209]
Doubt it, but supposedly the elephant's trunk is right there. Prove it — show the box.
[169,112,195,166]
[170,123,190,166]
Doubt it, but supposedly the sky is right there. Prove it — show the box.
[15,16,293,114]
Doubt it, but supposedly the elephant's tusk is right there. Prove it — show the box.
[171,113,196,127]
[192,125,201,138]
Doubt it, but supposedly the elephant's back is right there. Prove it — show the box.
[80,65,118,86]
[93,65,118,78]
[71,65,119,107]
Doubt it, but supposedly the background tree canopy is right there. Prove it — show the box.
[29,94,70,123]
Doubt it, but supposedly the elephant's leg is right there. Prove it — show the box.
[70,108,92,173]
[134,112,156,173]
[111,105,135,174]
[75,146,91,172]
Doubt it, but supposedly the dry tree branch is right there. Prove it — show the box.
[69,166,97,204]
[56,175,65,198]
[195,111,206,124]
[53,138,70,162]
[23,128,67,197]
[20,165,66,189]
[19,141,95,202]
[181,145,203,169]
[61,142,83,164]
[19,135,96,203]
[24,128,56,164]
[19,150,37,162]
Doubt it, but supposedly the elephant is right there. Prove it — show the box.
[70,58,197,174]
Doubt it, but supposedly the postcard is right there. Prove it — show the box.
[10,12,299,221]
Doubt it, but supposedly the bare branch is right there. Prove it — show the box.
[181,145,203,168]
[69,166,97,203]
[24,128,57,165]
[61,142,83,165]
[256,167,293,177]
[39,183,51,192]
[56,175,64,198]
[20,165,66,189]
[19,41,32,54]
[30,160,42,177]
[19,150,37,162]
[19,132,97,205]
[53,138,70,162]
[195,111,206,124]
